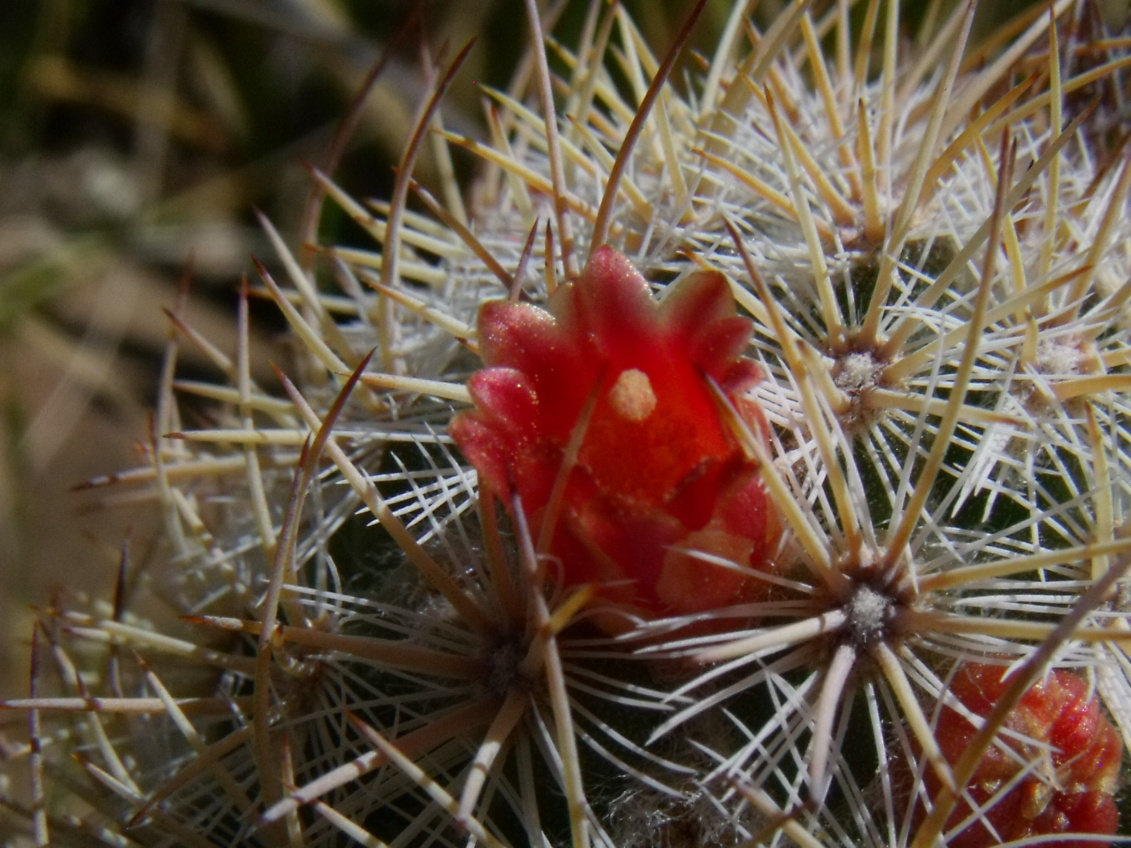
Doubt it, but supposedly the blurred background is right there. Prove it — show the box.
[0,0,1123,693]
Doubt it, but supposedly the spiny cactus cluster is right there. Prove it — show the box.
[2,0,1130,846]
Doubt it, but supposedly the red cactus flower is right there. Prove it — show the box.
[450,246,779,620]
[927,662,1122,848]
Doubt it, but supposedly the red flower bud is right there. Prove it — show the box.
[451,246,780,621]
[925,663,1122,848]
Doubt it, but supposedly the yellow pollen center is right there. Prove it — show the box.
[608,368,656,422]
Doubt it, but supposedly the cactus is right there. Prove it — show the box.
[2,0,1129,846]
